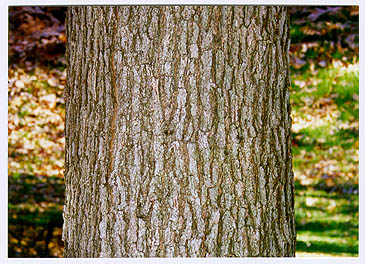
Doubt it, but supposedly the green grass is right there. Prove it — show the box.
[290,62,359,109]
[295,185,358,256]
[293,125,357,150]
[291,61,359,257]
[291,62,358,180]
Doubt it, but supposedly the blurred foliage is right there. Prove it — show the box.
[8,6,359,70]
[289,6,358,71]
[290,63,359,258]
[291,61,359,187]
[8,174,64,257]
[295,183,358,257]
[289,6,359,257]
[8,65,66,257]
[8,7,66,68]
[8,6,358,258]
[8,7,67,255]
[8,66,66,178]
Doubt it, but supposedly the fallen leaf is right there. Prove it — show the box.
[15,80,25,89]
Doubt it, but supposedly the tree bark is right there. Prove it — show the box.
[63,6,295,257]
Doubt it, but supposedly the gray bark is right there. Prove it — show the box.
[63,6,295,257]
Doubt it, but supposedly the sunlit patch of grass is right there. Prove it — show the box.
[313,62,358,99]
[294,125,357,149]
[332,63,359,98]
[291,61,359,100]
[291,62,359,128]
[296,251,355,257]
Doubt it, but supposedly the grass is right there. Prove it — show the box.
[291,61,359,257]
[291,62,358,185]
[295,184,358,257]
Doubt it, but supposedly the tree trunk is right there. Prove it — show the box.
[63,6,295,257]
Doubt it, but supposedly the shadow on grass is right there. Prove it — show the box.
[8,174,64,257]
[295,183,358,256]
[296,220,358,240]
[296,240,358,256]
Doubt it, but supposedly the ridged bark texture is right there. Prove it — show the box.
[63,6,295,257]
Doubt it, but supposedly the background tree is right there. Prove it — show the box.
[63,6,295,257]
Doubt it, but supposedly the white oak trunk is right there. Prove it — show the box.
[63,6,296,257]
